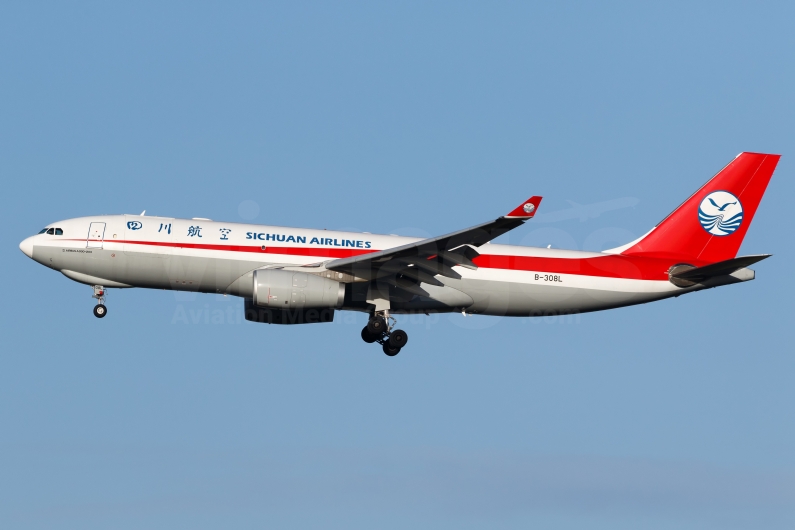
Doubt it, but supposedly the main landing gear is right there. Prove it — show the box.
[92,285,107,319]
[361,312,408,356]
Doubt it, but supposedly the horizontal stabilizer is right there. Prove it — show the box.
[670,254,771,283]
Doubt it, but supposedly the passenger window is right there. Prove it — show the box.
[38,228,47,234]
[46,228,55,235]
[55,228,63,235]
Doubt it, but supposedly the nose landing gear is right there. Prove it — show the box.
[361,311,408,356]
[92,285,107,319]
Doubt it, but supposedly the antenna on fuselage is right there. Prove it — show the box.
[140,210,146,216]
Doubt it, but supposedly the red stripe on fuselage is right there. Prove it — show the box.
[471,254,681,281]
[65,239,697,280]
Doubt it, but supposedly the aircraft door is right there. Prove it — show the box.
[87,222,106,248]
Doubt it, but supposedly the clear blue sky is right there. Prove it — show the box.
[2,2,794,529]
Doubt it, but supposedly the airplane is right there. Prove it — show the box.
[19,152,779,356]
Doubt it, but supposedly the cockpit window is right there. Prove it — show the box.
[55,228,63,235]
[46,228,55,235]
[38,228,48,234]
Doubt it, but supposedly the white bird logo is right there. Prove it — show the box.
[698,191,743,236]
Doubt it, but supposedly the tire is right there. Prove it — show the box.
[361,326,379,343]
[388,329,408,349]
[93,304,107,318]
[367,316,386,336]
[382,342,401,356]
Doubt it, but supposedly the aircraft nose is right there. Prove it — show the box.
[19,236,34,258]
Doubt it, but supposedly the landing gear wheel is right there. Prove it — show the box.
[382,342,401,356]
[93,304,107,318]
[361,326,379,343]
[367,315,387,336]
[388,329,408,349]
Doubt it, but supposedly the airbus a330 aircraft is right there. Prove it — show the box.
[20,152,779,356]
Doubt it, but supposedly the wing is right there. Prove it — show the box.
[326,196,542,296]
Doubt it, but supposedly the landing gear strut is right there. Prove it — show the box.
[92,285,107,319]
[361,311,409,356]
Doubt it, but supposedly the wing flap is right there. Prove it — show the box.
[397,267,445,286]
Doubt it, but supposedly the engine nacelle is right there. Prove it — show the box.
[252,269,344,310]
[242,270,344,325]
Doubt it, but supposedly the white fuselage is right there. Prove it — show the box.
[20,214,745,317]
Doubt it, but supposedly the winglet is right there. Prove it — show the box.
[505,196,543,219]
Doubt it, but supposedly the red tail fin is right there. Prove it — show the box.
[620,152,780,262]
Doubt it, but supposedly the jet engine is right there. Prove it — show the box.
[244,269,344,325]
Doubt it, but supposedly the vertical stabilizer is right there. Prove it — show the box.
[620,152,780,262]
